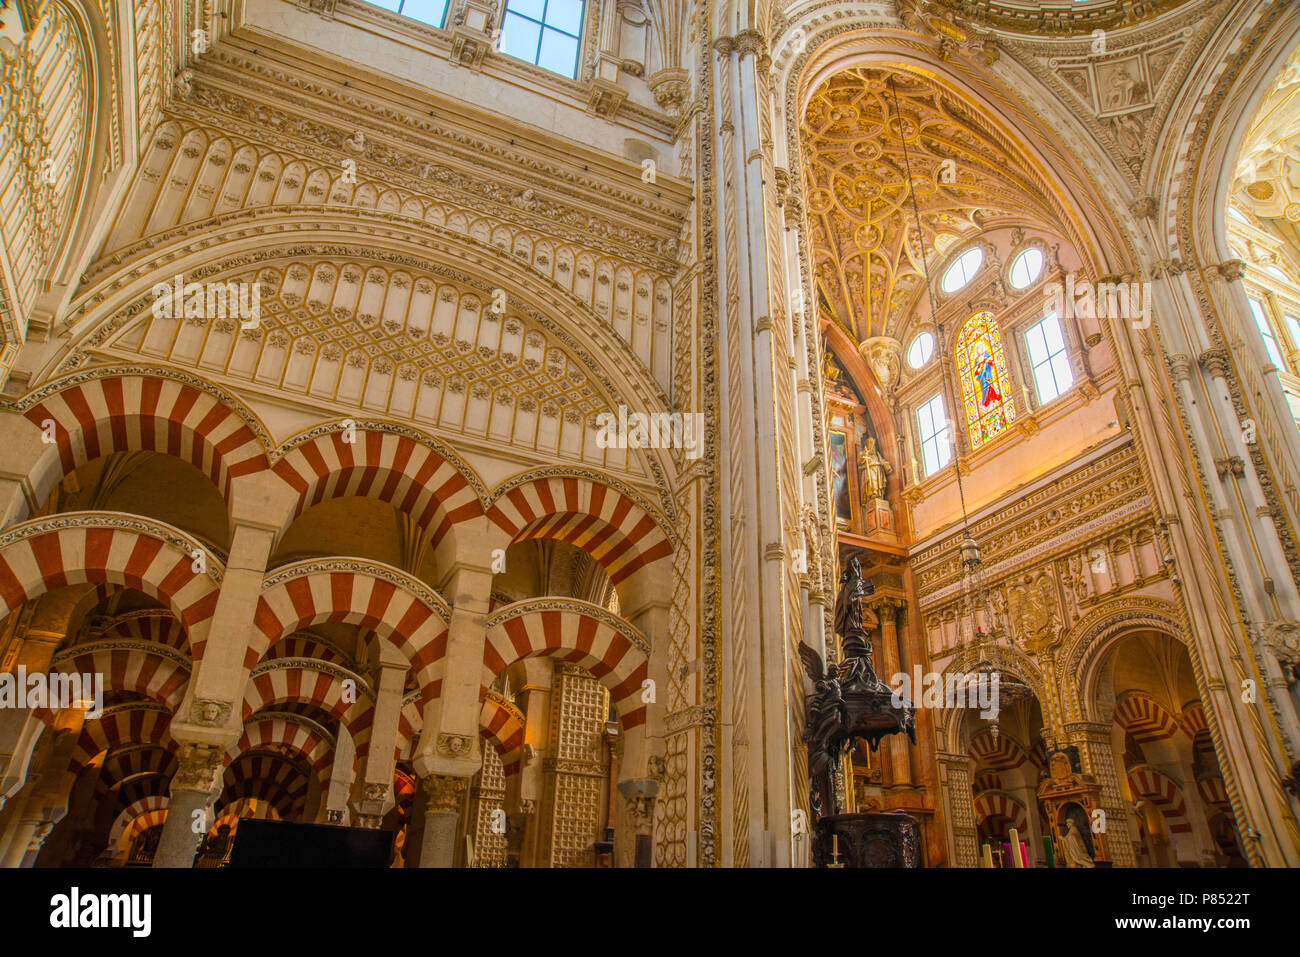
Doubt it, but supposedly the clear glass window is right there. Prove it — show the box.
[917,393,952,477]
[907,332,935,369]
[366,0,450,27]
[499,0,585,78]
[1249,297,1286,368]
[941,247,984,294]
[1009,248,1044,290]
[1025,312,1074,405]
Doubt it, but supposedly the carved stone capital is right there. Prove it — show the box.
[1214,456,1246,480]
[422,774,469,815]
[619,778,659,833]
[296,0,338,18]
[170,743,223,796]
[1198,348,1232,379]
[648,69,690,114]
[733,29,768,60]
[1168,353,1193,383]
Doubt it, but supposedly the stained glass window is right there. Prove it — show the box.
[956,311,1016,449]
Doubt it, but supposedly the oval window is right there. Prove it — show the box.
[1009,248,1044,289]
[907,332,935,369]
[941,247,983,293]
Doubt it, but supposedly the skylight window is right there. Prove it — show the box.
[499,0,585,78]
[367,0,449,28]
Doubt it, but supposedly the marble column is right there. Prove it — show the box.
[152,743,222,868]
[419,774,469,868]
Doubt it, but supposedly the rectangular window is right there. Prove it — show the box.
[1249,298,1286,368]
[499,0,584,78]
[1024,312,1074,405]
[1285,314,1300,353]
[367,0,450,28]
[917,393,952,478]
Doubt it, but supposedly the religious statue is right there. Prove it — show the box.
[798,556,915,818]
[858,436,893,503]
[1062,818,1095,868]
[822,348,841,386]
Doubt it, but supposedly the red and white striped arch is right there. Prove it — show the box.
[211,796,280,833]
[487,474,673,586]
[972,790,1029,835]
[99,745,176,789]
[1128,766,1192,833]
[1114,693,1180,743]
[242,659,373,745]
[109,796,170,852]
[220,751,312,820]
[71,705,175,772]
[1198,775,1230,813]
[968,730,1028,772]
[272,428,483,548]
[98,612,190,653]
[20,373,267,505]
[1180,700,1208,738]
[483,600,649,728]
[481,692,526,776]
[0,516,222,637]
[228,717,333,775]
[251,562,450,684]
[54,642,190,712]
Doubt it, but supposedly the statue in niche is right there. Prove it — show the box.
[1062,817,1096,869]
[858,436,893,503]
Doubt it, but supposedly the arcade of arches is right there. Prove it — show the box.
[2,0,1300,868]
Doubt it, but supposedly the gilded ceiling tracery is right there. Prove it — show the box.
[1231,46,1300,256]
[800,68,1064,345]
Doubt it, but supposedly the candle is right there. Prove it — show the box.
[1008,829,1023,868]
[1043,834,1055,868]
[981,843,994,868]
[832,834,839,859]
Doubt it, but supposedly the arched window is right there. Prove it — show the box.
[956,311,1017,449]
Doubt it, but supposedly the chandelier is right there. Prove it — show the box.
[885,77,1033,742]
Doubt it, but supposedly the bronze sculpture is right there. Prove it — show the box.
[798,555,917,823]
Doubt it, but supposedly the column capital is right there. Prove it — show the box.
[170,742,224,797]
[422,774,470,815]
